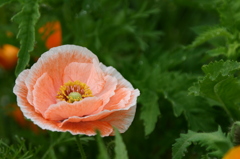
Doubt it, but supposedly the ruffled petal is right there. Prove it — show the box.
[58,89,140,130]
[59,121,113,136]
[63,60,105,94]
[57,111,113,127]
[44,97,103,121]
[95,75,118,106]
[13,70,61,132]
[103,88,132,110]
[33,73,56,115]
[25,45,99,105]
[100,105,137,135]
[100,63,133,89]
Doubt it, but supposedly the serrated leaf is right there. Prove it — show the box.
[206,47,227,57]
[166,91,217,131]
[139,90,160,136]
[114,128,128,159]
[198,75,226,102]
[12,0,40,76]
[96,131,110,159]
[202,60,240,80]
[189,27,232,48]
[214,77,240,120]
[190,60,240,120]
[161,72,216,131]
[172,127,233,159]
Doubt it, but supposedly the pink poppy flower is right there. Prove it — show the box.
[13,45,140,136]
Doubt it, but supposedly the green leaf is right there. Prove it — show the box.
[160,72,216,131]
[0,0,13,7]
[114,128,128,159]
[12,0,40,76]
[206,47,227,57]
[190,60,240,120]
[202,60,240,80]
[214,77,240,120]
[166,91,217,131]
[172,127,233,159]
[188,27,232,48]
[96,131,110,159]
[139,89,160,136]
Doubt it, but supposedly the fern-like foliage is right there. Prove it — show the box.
[188,0,240,59]
[12,0,40,76]
[172,127,233,159]
[0,137,38,159]
[188,27,232,48]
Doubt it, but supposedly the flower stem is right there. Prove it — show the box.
[75,135,87,159]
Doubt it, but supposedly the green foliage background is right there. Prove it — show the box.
[1,0,240,158]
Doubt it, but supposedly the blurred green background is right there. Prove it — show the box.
[1,0,239,158]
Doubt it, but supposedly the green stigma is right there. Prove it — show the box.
[68,92,82,103]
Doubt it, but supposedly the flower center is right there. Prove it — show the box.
[57,81,93,103]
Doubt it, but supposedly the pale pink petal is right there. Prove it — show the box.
[58,89,139,126]
[57,111,114,127]
[13,70,61,132]
[100,63,133,89]
[86,60,106,95]
[13,80,111,136]
[59,121,113,136]
[100,105,137,135]
[33,73,56,115]
[13,70,29,99]
[98,89,139,134]
[95,75,118,107]
[63,60,105,94]
[104,88,132,110]
[63,62,93,83]
[124,89,140,109]
[44,97,103,121]
[25,45,99,105]
[13,45,139,136]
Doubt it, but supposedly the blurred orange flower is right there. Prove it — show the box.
[39,21,62,49]
[10,104,43,134]
[0,44,19,70]
[223,146,240,159]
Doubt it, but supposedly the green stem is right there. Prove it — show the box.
[75,135,87,159]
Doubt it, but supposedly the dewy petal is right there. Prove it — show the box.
[44,97,103,121]
[63,60,105,95]
[33,73,56,115]
[25,45,99,105]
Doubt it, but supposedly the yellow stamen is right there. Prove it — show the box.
[57,80,93,103]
